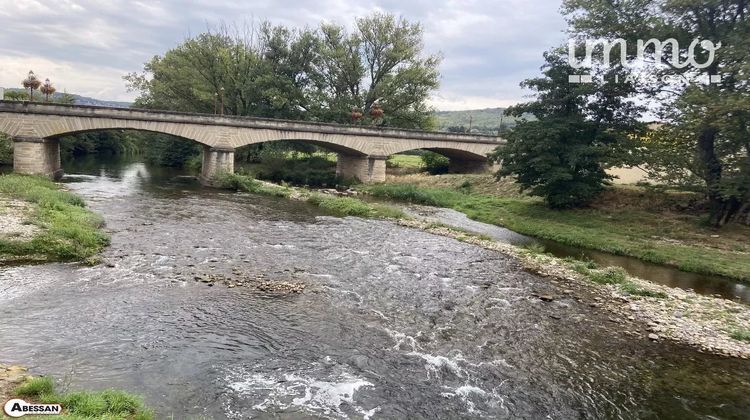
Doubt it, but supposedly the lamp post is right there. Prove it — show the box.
[40,78,56,102]
[214,92,218,114]
[220,87,225,116]
[22,70,42,101]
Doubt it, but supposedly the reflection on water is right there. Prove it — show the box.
[0,159,749,419]
[399,205,750,304]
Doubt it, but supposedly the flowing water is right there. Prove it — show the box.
[397,205,750,304]
[1,159,750,419]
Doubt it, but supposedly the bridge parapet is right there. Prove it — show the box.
[0,101,504,146]
[0,101,506,184]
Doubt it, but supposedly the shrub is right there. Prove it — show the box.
[421,151,450,175]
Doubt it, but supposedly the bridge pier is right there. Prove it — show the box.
[200,146,234,186]
[12,136,63,179]
[336,154,386,183]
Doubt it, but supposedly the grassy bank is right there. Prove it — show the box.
[12,376,153,419]
[362,176,750,281]
[0,174,109,262]
[219,173,403,219]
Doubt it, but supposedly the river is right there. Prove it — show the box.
[1,159,749,419]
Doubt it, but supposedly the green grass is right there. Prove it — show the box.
[587,266,628,285]
[14,376,153,419]
[220,173,404,219]
[388,154,423,169]
[730,329,750,342]
[362,183,750,281]
[219,172,293,197]
[15,376,55,397]
[619,282,668,298]
[0,174,109,261]
[562,257,668,298]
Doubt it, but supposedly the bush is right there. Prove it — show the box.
[0,133,13,166]
[249,154,349,188]
[421,151,450,175]
[365,184,455,206]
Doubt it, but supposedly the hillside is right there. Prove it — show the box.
[1,88,131,108]
[434,107,522,134]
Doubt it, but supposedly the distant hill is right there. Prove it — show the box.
[2,88,131,108]
[70,94,131,108]
[434,107,522,135]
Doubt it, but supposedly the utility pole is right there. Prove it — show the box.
[468,114,473,132]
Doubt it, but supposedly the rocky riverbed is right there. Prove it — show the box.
[2,161,749,419]
[397,219,750,359]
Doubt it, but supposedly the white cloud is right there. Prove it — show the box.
[0,0,568,109]
[0,53,134,101]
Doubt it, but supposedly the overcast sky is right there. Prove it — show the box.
[0,0,568,110]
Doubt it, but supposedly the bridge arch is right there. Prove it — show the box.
[385,146,495,174]
[0,101,504,183]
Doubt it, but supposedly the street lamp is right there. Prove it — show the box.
[214,92,218,114]
[22,70,42,101]
[40,78,56,102]
[220,87,225,116]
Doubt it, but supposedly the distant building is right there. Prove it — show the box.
[0,87,5,99]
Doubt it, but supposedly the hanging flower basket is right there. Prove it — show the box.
[370,104,384,119]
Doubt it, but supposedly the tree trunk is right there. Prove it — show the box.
[696,126,738,227]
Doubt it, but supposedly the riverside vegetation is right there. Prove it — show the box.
[0,174,109,263]
[362,174,750,282]
[8,375,153,420]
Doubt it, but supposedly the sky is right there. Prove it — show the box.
[0,0,568,111]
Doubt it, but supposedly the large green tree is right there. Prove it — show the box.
[124,13,440,129]
[490,51,642,208]
[563,0,750,226]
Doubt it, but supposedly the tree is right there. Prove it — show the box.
[562,0,750,226]
[313,13,441,128]
[124,13,441,129]
[490,51,643,208]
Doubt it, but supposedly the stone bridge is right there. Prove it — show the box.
[0,101,505,184]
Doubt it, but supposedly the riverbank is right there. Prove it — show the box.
[0,174,109,264]
[361,174,750,282]
[220,172,404,218]
[0,365,153,419]
[219,173,750,358]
